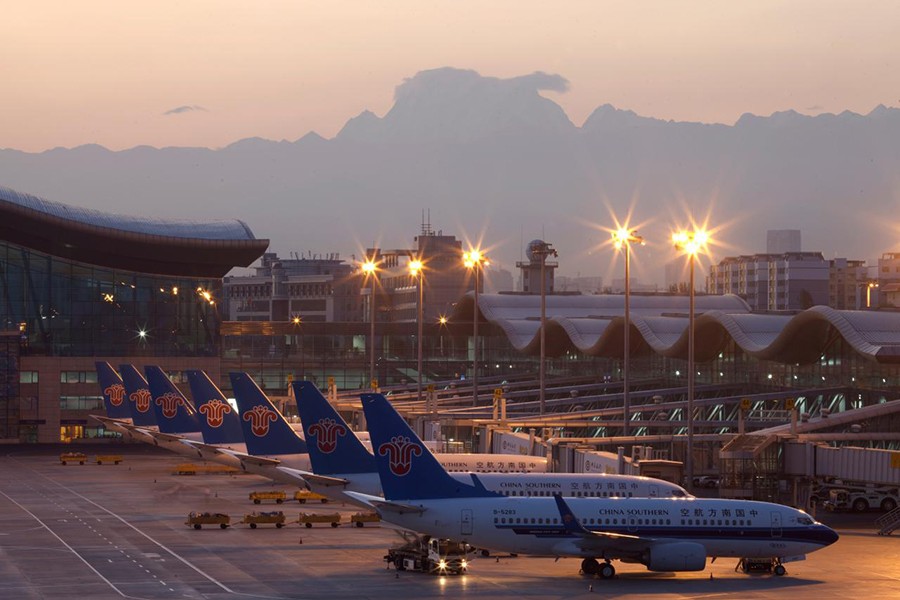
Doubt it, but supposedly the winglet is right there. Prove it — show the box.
[95,362,131,420]
[144,366,200,434]
[554,494,591,536]
[292,380,375,475]
[361,393,498,501]
[185,370,244,444]
[118,364,157,427]
[230,372,308,455]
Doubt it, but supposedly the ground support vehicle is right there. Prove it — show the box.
[294,490,329,504]
[385,536,469,575]
[241,511,286,529]
[734,556,800,576]
[249,490,287,504]
[60,452,86,465]
[298,512,341,528]
[350,511,380,527]
[185,512,231,529]
[95,454,122,465]
[173,463,241,476]
[824,487,899,512]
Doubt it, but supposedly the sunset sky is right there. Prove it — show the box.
[4,1,899,152]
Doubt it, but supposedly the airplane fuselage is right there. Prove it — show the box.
[375,496,837,564]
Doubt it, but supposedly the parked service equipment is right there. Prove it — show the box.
[298,512,341,528]
[249,490,286,504]
[385,536,469,575]
[95,454,122,465]
[60,452,86,465]
[241,511,286,529]
[294,490,329,504]
[185,512,231,529]
[351,511,380,527]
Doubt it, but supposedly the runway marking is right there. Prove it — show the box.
[0,491,134,599]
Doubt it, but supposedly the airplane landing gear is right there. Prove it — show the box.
[580,558,615,579]
[773,563,787,576]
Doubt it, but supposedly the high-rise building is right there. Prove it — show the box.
[767,230,802,254]
[708,252,828,311]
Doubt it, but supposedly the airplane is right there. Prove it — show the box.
[351,393,839,579]
[92,361,137,437]
[288,380,688,504]
[180,369,249,465]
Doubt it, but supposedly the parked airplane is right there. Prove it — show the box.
[92,361,136,437]
[182,369,247,462]
[352,393,839,579]
[289,381,686,504]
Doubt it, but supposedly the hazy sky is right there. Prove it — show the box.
[4,1,899,152]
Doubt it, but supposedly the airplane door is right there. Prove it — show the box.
[461,509,473,536]
[649,484,659,498]
[770,511,782,538]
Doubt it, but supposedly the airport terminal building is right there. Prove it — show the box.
[0,186,268,442]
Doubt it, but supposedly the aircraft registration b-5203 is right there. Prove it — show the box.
[350,393,839,579]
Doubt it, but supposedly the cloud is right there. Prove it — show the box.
[163,105,208,116]
[805,105,824,112]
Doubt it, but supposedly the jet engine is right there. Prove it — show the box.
[644,542,707,572]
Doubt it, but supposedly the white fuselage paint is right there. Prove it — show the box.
[374,496,834,561]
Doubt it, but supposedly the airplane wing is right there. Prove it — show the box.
[344,491,426,515]
[217,448,281,468]
[146,431,185,444]
[552,494,654,555]
[275,466,348,488]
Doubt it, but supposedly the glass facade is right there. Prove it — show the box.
[0,240,222,357]
[0,332,19,438]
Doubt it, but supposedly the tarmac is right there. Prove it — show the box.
[0,444,897,599]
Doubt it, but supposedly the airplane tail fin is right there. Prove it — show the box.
[361,393,496,501]
[95,361,131,420]
[118,364,157,427]
[144,366,200,434]
[230,372,307,455]
[185,370,244,444]
[292,381,375,475]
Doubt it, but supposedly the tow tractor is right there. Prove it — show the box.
[385,533,469,575]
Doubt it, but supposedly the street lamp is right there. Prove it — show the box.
[530,241,557,415]
[612,228,643,436]
[672,228,709,493]
[361,258,379,389]
[463,249,489,405]
[409,259,424,404]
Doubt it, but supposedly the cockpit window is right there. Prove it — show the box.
[671,490,687,497]
[797,516,813,525]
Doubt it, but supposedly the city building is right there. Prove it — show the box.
[829,258,871,309]
[708,252,829,311]
[223,252,360,323]
[0,186,267,442]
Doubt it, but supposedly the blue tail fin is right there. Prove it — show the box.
[144,366,200,434]
[185,370,244,444]
[95,362,131,419]
[230,372,307,455]
[292,381,375,475]
[118,364,157,427]
[361,393,497,501]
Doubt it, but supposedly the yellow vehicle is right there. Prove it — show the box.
[298,512,341,528]
[294,490,329,504]
[185,512,231,529]
[60,452,86,465]
[350,511,381,528]
[241,511,287,529]
[95,454,123,465]
[173,463,241,476]
[249,490,287,504]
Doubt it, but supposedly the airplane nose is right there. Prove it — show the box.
[820,524,839,546]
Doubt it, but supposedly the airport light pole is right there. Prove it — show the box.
[362,258,378,389]
[409,259,424,404]
[673,228,708,492]
[463,249,488,406]
[612,228,643,436]
[530,241,557,416]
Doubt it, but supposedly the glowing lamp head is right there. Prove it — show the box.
[361,260,377,275]
[408,259,423,277]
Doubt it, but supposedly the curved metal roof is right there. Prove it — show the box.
[0,186,268,277]
[451,293,900,365]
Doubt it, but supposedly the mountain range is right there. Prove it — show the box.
[2,67,899,283]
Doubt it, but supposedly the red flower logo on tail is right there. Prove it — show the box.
[377,435,423,476]
[307,418,347,454]
[155,392,186,418]
[130,388,152,413]
[243,405,277,436]
[199,399,232,428]
[105,383,125,406]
